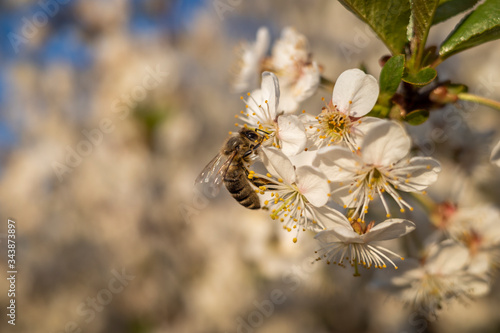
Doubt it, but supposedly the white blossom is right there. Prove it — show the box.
[373,240,490,314]
[236,72,306,156]
[303,69,383,151]
[257,147,340,242]
[232,27,270,93]
[232,26,320,113]
[314,121,441,221]
[315,218,415,272]
[270,27,320,113]
[447,205,500,266]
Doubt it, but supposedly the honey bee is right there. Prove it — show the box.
[196,128,273,209]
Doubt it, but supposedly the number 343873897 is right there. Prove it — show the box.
[7,219,16,268]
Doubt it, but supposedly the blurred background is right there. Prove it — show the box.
[0,0,500,332]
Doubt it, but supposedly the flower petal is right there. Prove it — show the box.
[314,205,352,229]
[245,88,273,125]
[289,150,318,168]
[271,27,309,72]
[315,225,362,244]
[349,117,387,148]
[391,157,441,192]
[490,140,500,167]
[425,240,469,274]
[277,92,299,114]
[232,27,270,92]
[261,71,280,117]
[295,166,329,206]
[361,121,411,166]
[279,62,321,113]
[277,115,307,156]
[363,219,415,243]
[294,62,320,98]
[314,146,362,182]
[331,68,379,117]
[260,147,295,184]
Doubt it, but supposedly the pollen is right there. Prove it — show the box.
[266,173,272,177]
[293,237,297,243]
[234,123,239,126]
[240,96,244,100]
[349,100,352,104]
[386,213,391,218]
[400,208,405,213]
[247,92,251,96]
[228,131,233,135]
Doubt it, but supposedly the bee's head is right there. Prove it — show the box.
[240,128,261,144]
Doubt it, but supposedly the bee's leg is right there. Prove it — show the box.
[250,176,279,190]
[243,149,254,158]
[244,168,279,190]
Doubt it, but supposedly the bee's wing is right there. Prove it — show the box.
[196,153,226,185]
[196,151,238,196]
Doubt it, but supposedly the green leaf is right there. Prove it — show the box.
[366,104,391,118]
[402,67,437,86]
[338,0,411,55]
[405,109,430,125]
[439,0,500,59]
[379,55,405,101]
[408,0,439,68]
[433,0,479,25]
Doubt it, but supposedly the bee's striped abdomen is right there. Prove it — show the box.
[224,164,260,209]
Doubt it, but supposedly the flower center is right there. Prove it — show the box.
[318,106,352,144]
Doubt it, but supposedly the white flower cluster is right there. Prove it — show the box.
[227,27,500,314]
[373,202,500,314]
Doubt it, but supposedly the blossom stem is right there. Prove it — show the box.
[457,93,500,111]
[430,56,443,69]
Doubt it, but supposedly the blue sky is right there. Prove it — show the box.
[0,0,208,150]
